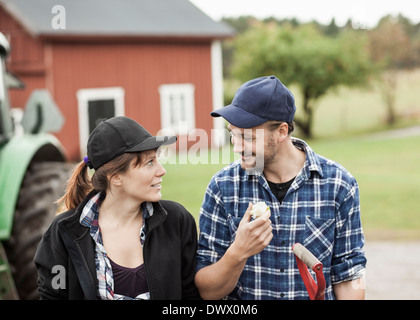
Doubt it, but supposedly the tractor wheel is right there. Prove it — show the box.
[4,161,72,300]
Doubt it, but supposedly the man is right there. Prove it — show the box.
[195,76,366,300]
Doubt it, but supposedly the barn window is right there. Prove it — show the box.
[76,87,125,158]
[158,84,195,135]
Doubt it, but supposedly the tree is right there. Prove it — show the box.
[324,18,340,37]
[231,22,373,138]
[368,15,415,125]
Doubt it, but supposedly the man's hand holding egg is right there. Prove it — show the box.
[231,201,273,260]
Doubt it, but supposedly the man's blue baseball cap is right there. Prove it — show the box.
[211,75,296,128]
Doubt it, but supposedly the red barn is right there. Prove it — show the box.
[0,0,233,160]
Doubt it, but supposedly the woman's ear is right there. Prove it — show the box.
[109,173,123,187]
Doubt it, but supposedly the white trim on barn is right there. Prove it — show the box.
[211,40,227,147]
[76,86,125,158]
[158,83,196,136]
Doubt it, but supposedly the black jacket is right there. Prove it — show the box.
[34,191,200,300]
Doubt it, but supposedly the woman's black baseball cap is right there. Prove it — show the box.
[85,116,176,170]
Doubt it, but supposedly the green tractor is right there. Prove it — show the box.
[0,32,71,299]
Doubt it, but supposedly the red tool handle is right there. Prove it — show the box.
[292,243,326,300]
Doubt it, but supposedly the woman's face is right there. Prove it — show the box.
[116,149,166,204]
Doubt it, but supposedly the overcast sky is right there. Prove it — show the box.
[190,0,420,28]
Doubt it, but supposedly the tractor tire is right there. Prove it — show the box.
[4,161,72,300]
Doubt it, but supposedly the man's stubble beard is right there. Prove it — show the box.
[241,135,277,174]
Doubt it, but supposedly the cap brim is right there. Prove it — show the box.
[211,104,267,128]
[126,135,177,153]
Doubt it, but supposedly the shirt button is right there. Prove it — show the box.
[280,293,285,298]
[280,240,286,246]
[280,268,285,273]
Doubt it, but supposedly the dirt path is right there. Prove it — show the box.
[365,124,420,141]
[364,241,420,300]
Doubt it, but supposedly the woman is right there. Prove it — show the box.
[34,116,200,300]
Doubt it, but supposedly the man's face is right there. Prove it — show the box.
[228,123,279,173]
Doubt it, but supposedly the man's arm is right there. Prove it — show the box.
[195,204,273,300]
[333,275,366,300]
[330,177,367,300]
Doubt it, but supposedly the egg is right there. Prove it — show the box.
[250,202,270,219]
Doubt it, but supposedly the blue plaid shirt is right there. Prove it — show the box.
[196,138,366,300]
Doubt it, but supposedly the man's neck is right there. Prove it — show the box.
[263,139,306,183]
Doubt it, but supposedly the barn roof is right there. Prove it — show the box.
[0,0,234,38]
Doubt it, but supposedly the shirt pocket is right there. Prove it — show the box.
[303,216,335,265]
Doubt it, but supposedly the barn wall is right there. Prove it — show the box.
[1,4,218,161]
[50,41,214,160]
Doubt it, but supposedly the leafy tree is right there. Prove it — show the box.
[368,16,416,124]
[324,18,340,37]
[231,22,373,137]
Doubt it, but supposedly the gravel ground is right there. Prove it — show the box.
[364,241,420,300]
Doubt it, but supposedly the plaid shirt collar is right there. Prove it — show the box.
[79,192,153,300]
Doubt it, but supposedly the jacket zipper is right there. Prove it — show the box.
[142,212,166,300]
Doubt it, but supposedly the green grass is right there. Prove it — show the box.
[160,149,236,219]
[161,134,420,240]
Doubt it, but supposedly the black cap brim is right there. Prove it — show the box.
[126,135,177,153]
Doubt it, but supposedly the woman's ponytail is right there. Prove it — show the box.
[56,160,93,212]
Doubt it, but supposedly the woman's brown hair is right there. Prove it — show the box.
[56,152,142,212]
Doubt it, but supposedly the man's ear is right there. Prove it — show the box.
[278,122,289,140]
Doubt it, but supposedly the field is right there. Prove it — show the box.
[295,68,420,138]
[161,69,420,240]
